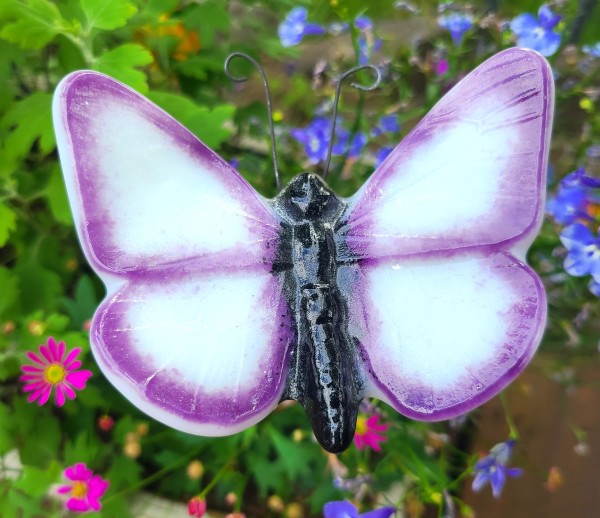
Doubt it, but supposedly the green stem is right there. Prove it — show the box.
[199,447,243,498]
[499,393,519,440]
[103,445,204,503]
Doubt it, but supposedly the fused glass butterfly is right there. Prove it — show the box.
[53,48,553,453]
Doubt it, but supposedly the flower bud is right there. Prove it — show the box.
[186,460,204,480]
[188,496,207,517]
[97,415,115,432]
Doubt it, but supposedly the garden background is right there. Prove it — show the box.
[1,0,600,517]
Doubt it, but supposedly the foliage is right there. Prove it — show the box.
[0,0,599,517]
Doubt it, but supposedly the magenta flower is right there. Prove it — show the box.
[354,414,390,452]
[57,463,109,512]
[20,337,92,406]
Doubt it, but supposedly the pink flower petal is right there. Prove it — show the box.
[64,359,82,371]
[37,385,52,405]
[57,340,66,362]
[66,497,90,512]
[21,365,44,373]
[57,485,72,494]
[27,385,49,403]
[20,373,43,381]
[73,463,93,480]
[39,345,53,362]
[62,383,77,400]
[26,351,47,366]
[63,347,82,366]
[48,338,59,360]
[22,381,47,393]
[55,384,66,406]
[65,370,92,389]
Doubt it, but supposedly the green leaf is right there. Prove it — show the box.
[0,203,17,247]
[44,164,73,226]
[0,402,15,454]
[14,259,62,314]
[186,104,235,149]
[0,0,69,49]
[184,2,229,49]
[0,267,18,317]
[61,275,98,328]
[94,43,153,93]
[13,461,61,498]
[267,426,313,480]
[148,92,235,149]
[81,0,137,31]
[0,92,55,161]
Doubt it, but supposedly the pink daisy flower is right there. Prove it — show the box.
[57,463,109,512]
[354,415,390,452]
[20,337,92,406]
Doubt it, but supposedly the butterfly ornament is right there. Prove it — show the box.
[53,48,553,453]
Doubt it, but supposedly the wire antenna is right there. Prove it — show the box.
[323,65,382,180]
[224,52,281,191]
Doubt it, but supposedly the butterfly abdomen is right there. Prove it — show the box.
[273,173,365,453]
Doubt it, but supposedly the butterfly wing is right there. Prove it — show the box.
[340,48,552,419]
[54,71,292,434]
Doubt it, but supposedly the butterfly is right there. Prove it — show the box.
[53,47,553,453]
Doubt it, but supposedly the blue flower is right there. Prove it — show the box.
[324,500,395,518]
[278,7,326,47]
[560,223,600,280]
[438,12,473,44]
[354,15,382,65]
[291,118,368,163]
[372,114,400,137]
[547,168,600,224]
[583,42,600,58]
[375,147,393,168]
[290,117,332,163]
[472,440,523,498]
[509,4,561,57]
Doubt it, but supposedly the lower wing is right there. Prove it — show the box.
[92,267,294,435]
[341,251,545,419]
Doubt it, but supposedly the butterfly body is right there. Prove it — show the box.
[53,48,553,453]
[272,173,365,451]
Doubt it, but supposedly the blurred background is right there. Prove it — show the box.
[1,0,600,516]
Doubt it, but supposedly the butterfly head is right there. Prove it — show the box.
[282,173,338,220]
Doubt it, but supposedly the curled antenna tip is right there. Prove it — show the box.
[347,64,382,91]
[223,52,281,191]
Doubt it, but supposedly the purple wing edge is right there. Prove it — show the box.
[90,277,293,436]
[52,70,276,276]
[362,253,547,422]
[345,47,555,259]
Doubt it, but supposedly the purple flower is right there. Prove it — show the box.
[375,147,393,168]
[354,15,382,65]
[509,4,562,57]
[290,117,331,163]
[472,440,522,498]
[547,168,600,224]
[438,12,473,44]
[278,7,326,47]
[324,500,395,518]
[560,223,600,280]
[583,42,600,58]
[354,16,373,32]
[291,118,367,163]
[372,114,400,137]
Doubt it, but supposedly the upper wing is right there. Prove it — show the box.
[342,48,553,261]
[340,251,546,420]
[53,71,279,275]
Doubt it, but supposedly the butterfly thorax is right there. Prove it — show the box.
[272,173,365,453]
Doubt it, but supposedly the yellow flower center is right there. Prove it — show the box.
[355,416,367,436]
[44,363,66,384]
[71,481,88,498]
